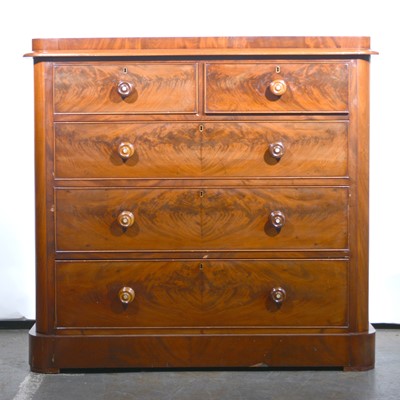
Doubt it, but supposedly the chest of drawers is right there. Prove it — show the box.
[26,36,376,372]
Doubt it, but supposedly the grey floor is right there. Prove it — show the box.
[1,329,399,400]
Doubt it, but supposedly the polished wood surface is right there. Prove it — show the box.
[54,63,198,114]
[55,188,202,251]
[201,187,348,250]
[32,36,372,50]
[202,122,348,177]
[55,260,348,328]
[55,187,348,251]
[27,36,377,57]
[54,122,201,178]
[55,121,347,178]
[29,324,375,372]
[28,36,375,372]
[55,121,348,178]
[205,63,348,113]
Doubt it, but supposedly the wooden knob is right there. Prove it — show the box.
[117,81,133,98]
[119,287,135,304]
[118,142,135,159]
[269,79,287,96]
[270,210,286,229]
[117,211,135,228]
[270,287,286,304]
[269,142,285,159]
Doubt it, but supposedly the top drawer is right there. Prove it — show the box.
[205,62,348,113]
[53,63,198,114]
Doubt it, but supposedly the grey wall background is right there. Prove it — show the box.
[0,0,398,322]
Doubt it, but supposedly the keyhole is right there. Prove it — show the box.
[122,67,128,74]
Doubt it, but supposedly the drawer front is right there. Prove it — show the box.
[202,122,348,177]
[54,123,201,179]
[205,63,348,113]
[54,122,347,179]
[55,260,348,328]
[202,187,348,250]
[55,188,202,251]
[54,63,198,114]
[55,187,348,251]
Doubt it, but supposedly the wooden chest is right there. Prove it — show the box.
[26,36,376,372]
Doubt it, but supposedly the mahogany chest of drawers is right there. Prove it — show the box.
[26,36,376,372]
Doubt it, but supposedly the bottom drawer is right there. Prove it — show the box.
[55,260,348,329]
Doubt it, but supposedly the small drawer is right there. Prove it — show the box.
[55,187,348,252]
[54,63,198,114]
[205,62,348,113]
[202,122,348,177]
[55,260,348,328]
[54,122,201,179]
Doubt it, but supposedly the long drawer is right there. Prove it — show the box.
[53,63,198,114]
[55,260,348,328]
[54,121,348,179]
[55,187,348,251]
[205,62,348,113]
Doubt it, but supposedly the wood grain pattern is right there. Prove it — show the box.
[55,188,201,251]
[29,324,376,372]
[28,36,375,372]
[55,187,348,251]
[28,37,376,58]
[54,121,347,179]
[351,59,371,332]
[205,63,348,113]
[33,36,371,51]
[34,61,55,334]
[54,63,198,114]
[201,187,348,250]
[55,260,348,328]
[27,49,378,58]
[54,122,201,178]
[202,122,348,177]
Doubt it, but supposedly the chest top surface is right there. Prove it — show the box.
[26,36,376,57]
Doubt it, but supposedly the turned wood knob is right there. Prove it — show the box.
[269,79,287,96]
[117,211,135,228]
[118,142,135,159]
[117,81,133,98]
[270,210,286,229]
[119,287,135,304]
[270,287,286,304]
[269,142,285,159]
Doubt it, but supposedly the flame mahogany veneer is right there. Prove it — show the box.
[26,36,376,373]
